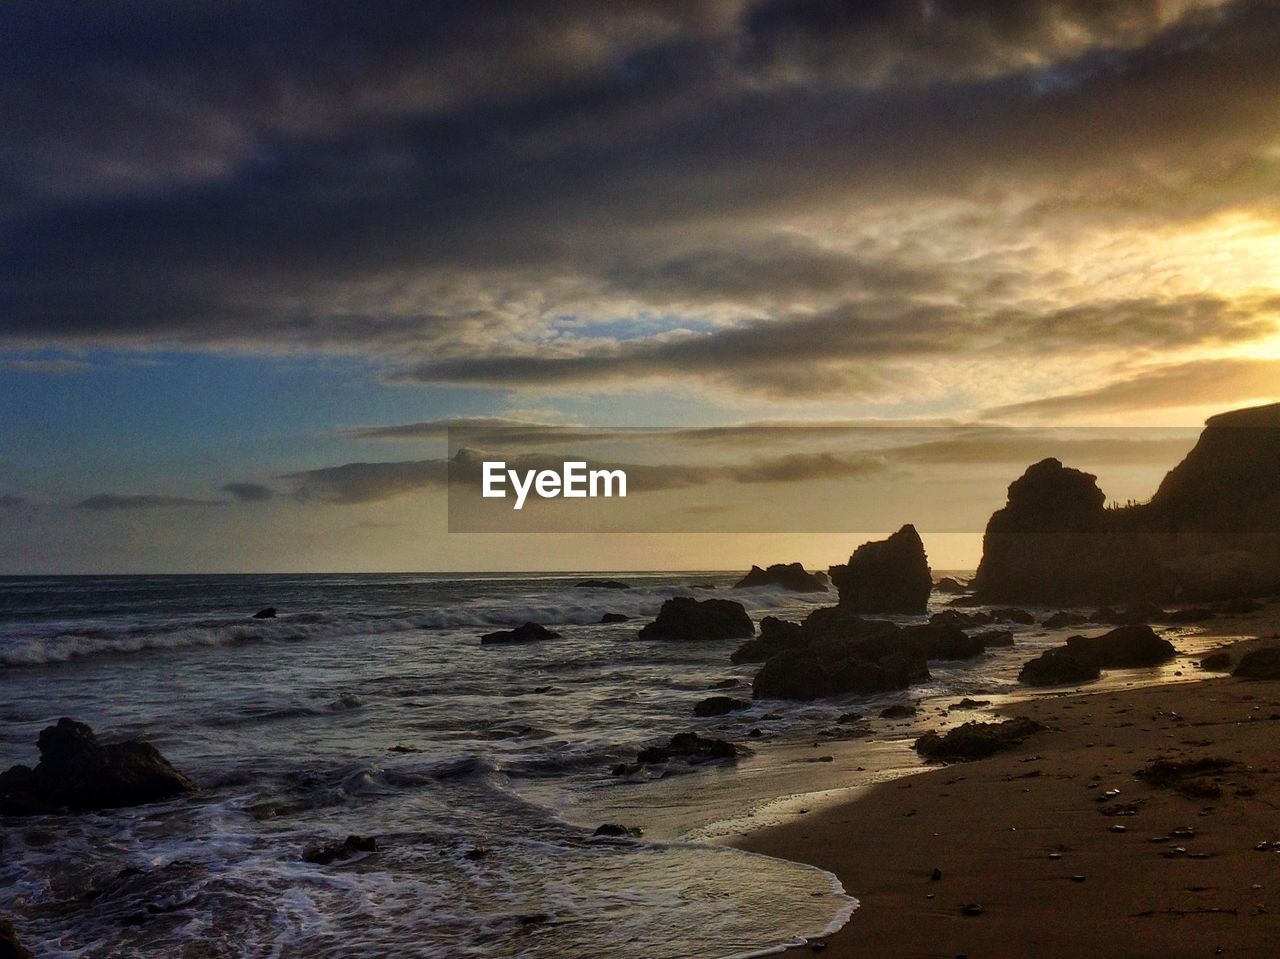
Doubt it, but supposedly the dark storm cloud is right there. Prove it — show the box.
[220,482,275,502]
[76,494,225,510]
[2,1,1277,399]
[985,357,1280,418]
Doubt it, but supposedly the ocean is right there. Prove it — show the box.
[0,572,1214,957]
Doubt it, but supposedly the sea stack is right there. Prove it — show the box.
[830,524,932,614]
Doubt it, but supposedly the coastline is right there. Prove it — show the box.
[732,621,1280,958]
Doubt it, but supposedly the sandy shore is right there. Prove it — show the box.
[736,632,1280,958]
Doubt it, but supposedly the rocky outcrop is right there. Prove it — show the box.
[730,616,805,663]
[693,695,751,717]
[933,576,968,594]
[0,718,197,816]
[612,732,739,774]
[0,920,34,959]
[1018,648,1101,686]
[252,607,277,619]
[600,613,630,623]
[638,598,754,642]
[733,562,828,592]
[914,717,1045,761]
[973,404,1280,604]
[830,525,932,614]
[1042,611,1089,629]
[480,622,561,645]
[1062,624,1176,668]
[1233,646,1280,679]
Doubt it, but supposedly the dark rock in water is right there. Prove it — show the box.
[1018,648,1101,686]
[991,608,1035,625]
[933,576,968,594]
[694,695,751,717]
[622,732,738,769]
[731,616,804,663]
[593,823,642,838]
[734,562,829,592]
[1042,611,1089,629]
[914,717,1046,761]
[961,903,984,917]
[575,579,631,589]
[480,622,561,645]
[837,711,863,723]
[973,629,1015,648]
[830,525,932,614]
[1162,606,1215,623]
[638,597,754,642]
[1233,646,1280,679]
[951,698,992,710]
[0,920,34,959]
[252,606,277,619]
[0,718,197,816]
[903,623,984,660]
[930,609,993,628]
[1214,597,1264,615]
[1088,606,1125,625]
[600,613,630,624]
[972,404,1280,604]
[463,846,488,861]
[1120,601,1166,625]
[303,834,377,865]
[1063,625,1177,668]
[879,703,917,719]
[1199,651,1232,671]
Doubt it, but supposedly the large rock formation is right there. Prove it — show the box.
[638,597,754,641]
[0,718,197,816]
[830,525,932,614]
[733,562,828,592]
[973,403,1280,604]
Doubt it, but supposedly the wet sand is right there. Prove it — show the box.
[737,631,1280,958]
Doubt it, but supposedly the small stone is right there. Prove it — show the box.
[930,868,943,881]
[961,903,983,916]
[1071,875,1087,883]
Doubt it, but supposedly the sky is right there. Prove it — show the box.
[2,0,1279,573]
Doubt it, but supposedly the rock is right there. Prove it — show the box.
[0,920,34,959]
[933,576,968,594]
[879,704,917,719]
[252,607,277,619]
[731,616,804,663]
[1199,651,1232,671]
[930,609,993,628]
[991,608,1035,625]
[638,597,754,642]
[628,732,738,768]
[902,623,985,660]
[1233,646,1280,679]
[480,622,561,645]
[600,613,630,624]
[1063,625,1177,668]
[1214,597,1264,614]
[0,718,197,816]
[914,717,1046,761]
[303,834,377,865]
[693,696,751,717]
[592,823,642,838]
[1042,611,1089,629]
[830,525,932,614]
[952,698,992,710]
[1119,601,1167,625]
[734,563,828,592]
[1162,606,1215,623]
[1018,648,1101,686]
[1088,606,1125,625]
[973,629,1015,648]
[575,579,631,589]
[961,903,984,917]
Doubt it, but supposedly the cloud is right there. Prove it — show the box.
[984,357,1280,418]
[76,494,225,510]
[220,482,274,502]
[0,358,91,374]
[283,460,451,504]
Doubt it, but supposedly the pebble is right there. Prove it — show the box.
[961,903,984,916]
[1071,875,1087,883]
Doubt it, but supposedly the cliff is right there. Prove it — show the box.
[972,402,1280,604]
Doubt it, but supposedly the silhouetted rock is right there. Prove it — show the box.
[480,622,561,645]
[915,717,1045,761]
[830,525,932,614]
[1042,611,1089,629]
[1233,646,1280,679]
[303,834,377,865]
[734,562,828,592]
[252,607,276,619]
[930,609,993,628]
[974,629,1015,648]
[638,597,754,642]
[0,718,197,816]
[973,404,1280,604]
[593,823,642,838]
[879,703,917,719]
[902,623,985,660]
[1199,651,1232,671]
[693,695,751,717]
[991,608,1035,625]
[1162,606,1215,623]
[600,613,630,623]
[0,920,34,959]
[622,732,738,769]
[575,579,631,589]
[1063,624,1176,668]
[933,576,968,594]
[1213,597,1264,614]
[1018,648,1100,686]
[731,616,804,663]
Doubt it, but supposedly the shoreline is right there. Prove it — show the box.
[732,622,1280,957]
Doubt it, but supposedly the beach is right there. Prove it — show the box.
[737,633,1280,958]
